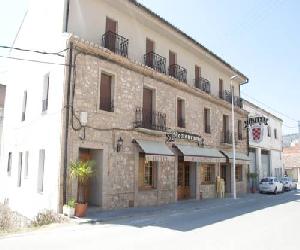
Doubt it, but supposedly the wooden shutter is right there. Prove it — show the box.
[105,17,117,33]
[169,51,176,66]
[100,73,112,111]
[17,152,23,187]
[219,79,223,97]
[146,38,154,53]
[37,149,45,193]
[177,99,182,126]
[142,88,153,129]
[195,65,200,80]
[138,154,145,189]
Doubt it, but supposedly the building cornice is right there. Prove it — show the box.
[69,35,248,117]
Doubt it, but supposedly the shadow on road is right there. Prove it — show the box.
[84,190,300,232]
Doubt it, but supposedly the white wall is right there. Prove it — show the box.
[0,0,68,217]
[67,0,245,97]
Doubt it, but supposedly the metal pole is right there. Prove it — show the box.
[230,76,237,199]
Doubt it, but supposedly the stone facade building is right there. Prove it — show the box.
[0,0,250,217]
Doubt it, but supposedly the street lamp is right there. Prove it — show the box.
[230,75,238,199]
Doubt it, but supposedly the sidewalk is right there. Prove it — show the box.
[72,193,255,224]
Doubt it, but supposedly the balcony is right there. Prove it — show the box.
[101,31,129,57]
[221,90,243,108]
[134,107,166,132]
[194,77,211,94]
[144,52,166,74]
[168,64,187,83]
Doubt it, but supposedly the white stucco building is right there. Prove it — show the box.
[243,100,283,182]
[0,0,250,217]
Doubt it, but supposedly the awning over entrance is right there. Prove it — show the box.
[221,151,250,163]
[175,144,226,162]
[134,139,175,161]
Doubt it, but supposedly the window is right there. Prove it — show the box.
[7,152,12,176]
[177,98,185,128]
[195,65,201,86]
[238,120,243,140]
[201,165,215,184]
[222,115,230,143]
[21,90,27,121]
[235,165,243,182]
[142,87,154,129]
[24,151,29,178]
[37,149,45,193]
[274,128,277,139]
[42,73,49,112]
[268,126,271,137]
[138,153,157,189]
[17,152,23,187]
[219,78,223,98]
[204,108,211,133]
[99,72,114,112]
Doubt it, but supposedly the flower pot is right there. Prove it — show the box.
[63,205,75,217]
[75,203,88,217]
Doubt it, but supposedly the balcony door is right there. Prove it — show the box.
[169,51,176,76]
[105,17,117,52]
[146,38,154,67]
[143,88,153,129]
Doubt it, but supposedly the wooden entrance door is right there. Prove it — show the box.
[177,159,190,200]
[142,88,153,129]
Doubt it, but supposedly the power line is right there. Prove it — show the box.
[0,55,69,66]
[241,91,298,123]
[0,45,67,57]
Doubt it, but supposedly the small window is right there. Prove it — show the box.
[204,108,211,133]
[238,120,243,140]
[235,165,243,182]
[21,90,27,121]
[42,73,49,112]
[17,152,23,187]
[274,128,277,139]
[201,164,215,184]
[219,78,223,98]
[99,72,114,112]
[177,98,185,128]
[7,152,12,176]
[268,126,271,137]
[138,153,157,190]
[24,151,29,178]
[37,149,45,193]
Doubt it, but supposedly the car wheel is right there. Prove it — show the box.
[274,187,277,195]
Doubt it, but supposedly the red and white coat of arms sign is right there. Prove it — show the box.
[250,124,264,143]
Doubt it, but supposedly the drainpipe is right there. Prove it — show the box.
[63,41,73,205]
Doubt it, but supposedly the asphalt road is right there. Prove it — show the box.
[1,190,300,250]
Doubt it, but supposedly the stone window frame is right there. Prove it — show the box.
[97,68,117,113]
[138,153,158,191]
[201,164,215,184]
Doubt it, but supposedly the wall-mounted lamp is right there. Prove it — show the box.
[116,137,123,152]
[79,112,88,140]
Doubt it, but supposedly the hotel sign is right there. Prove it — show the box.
[166,131,204,146]
[244,116,269,143]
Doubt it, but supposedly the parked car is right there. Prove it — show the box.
[259,177,284,194]
[280,177,295,191]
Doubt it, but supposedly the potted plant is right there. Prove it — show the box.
[63,198,76,217]
[70,160,94,217]
[248,172,258,193]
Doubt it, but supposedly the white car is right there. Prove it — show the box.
[280,177,294,191]
[259,177,284,194]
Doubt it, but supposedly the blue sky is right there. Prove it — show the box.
[0,0,299,134]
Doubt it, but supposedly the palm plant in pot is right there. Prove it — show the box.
[248,172,258,193]
[70,160,94,217]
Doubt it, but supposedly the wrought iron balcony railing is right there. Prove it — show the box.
[221,90,243,108]
[144,52,166,74]
[134,107,166,131]
[101,31,129,57]
[168,64,187,83]
[194,77,211,94]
